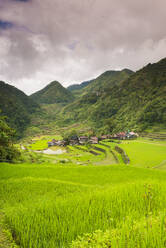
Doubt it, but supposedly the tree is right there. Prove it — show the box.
[0,116,20,162]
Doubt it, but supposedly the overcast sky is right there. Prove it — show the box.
[0,0,166,95]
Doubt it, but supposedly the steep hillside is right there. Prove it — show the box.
[67,80,92,91]
[67,80,94,96]
[82,69,134,93]
[59,69,134,121]
[59,59,166,132]
[30,81,74,104]
[67,69,133,96]
[0,81,39,136]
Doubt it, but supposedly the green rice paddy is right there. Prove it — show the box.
[119,139,166,168]
[0,137,166,247]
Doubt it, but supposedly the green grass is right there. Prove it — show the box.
[27,139,48,151]
[92,143,117,165]
[119,140,166,168]
[26,135,63,151]
[1,138,166,247]
[66,145,105,164]
[1,163,166,247]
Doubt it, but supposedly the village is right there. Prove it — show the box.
[48,131,139,147]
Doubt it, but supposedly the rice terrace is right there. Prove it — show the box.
[0,132,166,247]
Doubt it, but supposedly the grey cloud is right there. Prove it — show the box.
[0,0,165,94]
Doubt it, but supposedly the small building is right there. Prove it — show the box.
[48,139,66,147]
[55,140,67,146]
[111,134,118,139]
[90,136,98,144]
[48,141,55,147]
[107,134,112,139]
[79,136,89,144]
[69,135,79,146]
[101,135,108,140]
[117,132,126,140]
[126,132,139,139]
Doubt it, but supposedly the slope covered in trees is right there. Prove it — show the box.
[0,81,39,137]
[0,116,20,161]
[30,81,74,104]
[59,59,166,132]
[67,80,94,97]
[0,58,165,137]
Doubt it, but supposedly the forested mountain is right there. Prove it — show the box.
[67,69,133,96]
[30,81,74,104]
[67,80,93,92]
[59,59,166,132]
[81,69,134,94]
[0,81,39,137]
[0,58,165,138]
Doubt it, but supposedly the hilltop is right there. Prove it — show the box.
[0,81,39,137]
[30,81,74,104]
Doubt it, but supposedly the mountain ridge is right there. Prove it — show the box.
[0,81,39,137]
[0,58,165,137]
[58,58,166,133]
[30,81,74,104]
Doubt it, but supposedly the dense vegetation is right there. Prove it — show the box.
[59,59,166,133]
[0,81,39,137]
[0,115,20,162]
[30,81,74,104]
[0,58,165,138]
[67,80,94,94]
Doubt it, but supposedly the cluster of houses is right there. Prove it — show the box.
[111,131,139,140]
[48,135,99,147]
[48,131,138,147]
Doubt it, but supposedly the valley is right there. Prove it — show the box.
[0,0,166,246]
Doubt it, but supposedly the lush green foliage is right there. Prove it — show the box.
[0,81,39,137]
[58,59,166,133]
[0,116,20,162]
[67,80,93,92]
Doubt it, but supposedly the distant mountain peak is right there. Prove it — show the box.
[122,68,134,73]
[48,80,61,86]
[30,80,74,104]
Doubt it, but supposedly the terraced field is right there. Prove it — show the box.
[1,137,166,247]
[119,139,166,168]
